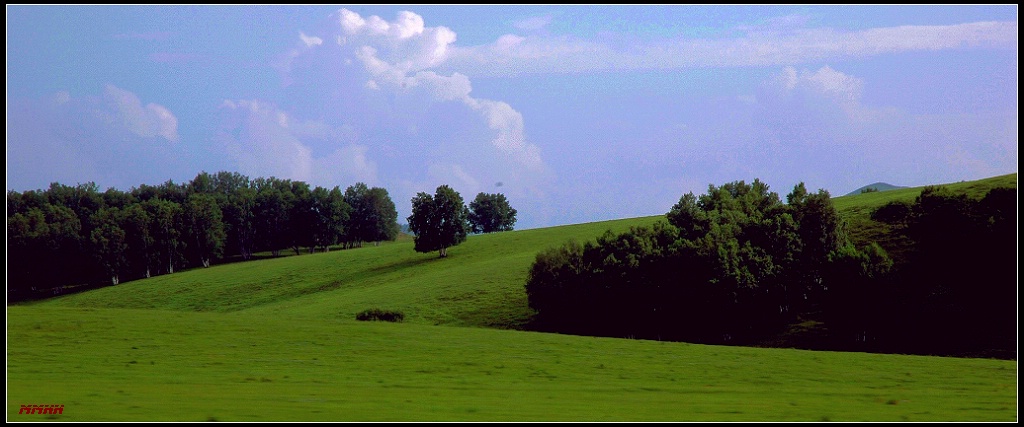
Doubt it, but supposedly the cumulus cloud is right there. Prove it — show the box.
[7,86,184,191]
[443,20,1018,76]
[266,8,559,224]
[99,84,180,142]
[329,9,546,173]
[216,99,376,187]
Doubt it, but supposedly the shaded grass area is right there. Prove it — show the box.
[7,306,1017,422]
[30,216,664,329]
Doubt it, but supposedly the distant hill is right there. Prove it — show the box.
[843,182,907,196]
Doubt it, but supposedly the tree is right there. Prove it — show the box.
[90,207,128,285]
[364,186,400,244]
[342,183,398,248]
[309,186,350,252]
[407,185,470,258]
[121,203,155,278]
[253,178,292,256]
[288,181,314,255]
[468,192,517,233]
[142,198,184,275]
[184,193,226,267]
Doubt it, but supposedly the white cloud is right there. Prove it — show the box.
[217,99,376,186]
[100,84,180,142]
[7,87,185,191]
[300,32,323,47]
[514,15,552,31]
[318,8,547,173]
[443,20,1018,76]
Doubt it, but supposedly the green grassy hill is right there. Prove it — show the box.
[832,173,1016,264]
[7,173,1017,421]
[29,216,664,329]
[843,182,907,196]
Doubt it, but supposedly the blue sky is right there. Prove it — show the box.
[7,5,1018,229]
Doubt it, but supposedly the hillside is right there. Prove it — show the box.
[832,173,1017,265]
[843,182,907,196]
[30,173,1017,331]
[8,173,1018,421]
[33,216,665,329]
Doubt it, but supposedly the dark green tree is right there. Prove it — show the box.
[468,192,517,233]
[184,193,226,267]
[288,181,315,254]
[407,185,470,258]
[90,207,128,285]
[253,177,293,256]
[365,186,400,244]
[121,203,156,278]
[309,186,350,252]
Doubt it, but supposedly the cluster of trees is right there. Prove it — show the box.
[526,179,874,343]
[7,171,398,298]
[863,186,1016,357]
[407,187,517,258]
[525,179,1016,357]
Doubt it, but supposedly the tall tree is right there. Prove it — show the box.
[407,185,470,258]
[288,181,314,254]
[143,198,184,274]
[342,183,371,248]
[90,207,128,285]
[468,192,517,233]
[309,186,350,252]
[365,186,399,244]
[184,193,226,267]
[343,183,399,247]
[253,178,292,256]
[121,203,156,278]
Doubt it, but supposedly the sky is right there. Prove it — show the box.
[6,5,1018,229]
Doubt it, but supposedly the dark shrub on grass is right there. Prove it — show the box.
[356,308,405,322]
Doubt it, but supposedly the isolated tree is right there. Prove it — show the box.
[468,192,517,233]
[407,185,471,258]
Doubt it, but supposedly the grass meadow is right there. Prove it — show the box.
[7,173,1017,421]
[8,306,1016,421]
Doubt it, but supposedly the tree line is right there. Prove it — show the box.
[525,179,1016,358]
[7,171,399,299]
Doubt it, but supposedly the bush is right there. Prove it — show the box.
[355,308,405,322]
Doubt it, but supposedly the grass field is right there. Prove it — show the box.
[7,174,1018,421]
[7,306,1016,421]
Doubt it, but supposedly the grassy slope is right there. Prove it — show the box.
[30,216,664,329]
[832,173,1017,263]
[7,306,1016,421]
[8,174,1018,421]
